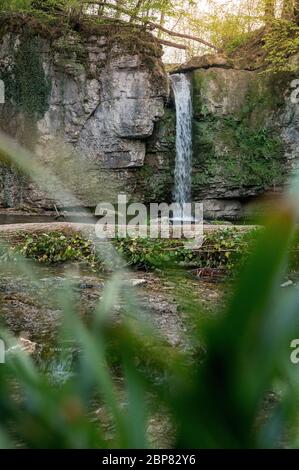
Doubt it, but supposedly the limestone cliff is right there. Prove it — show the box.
[0,14,298,220]
[0,14,170,209]
[170,55,299,219]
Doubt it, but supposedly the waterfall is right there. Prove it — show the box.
[170,73,193,207]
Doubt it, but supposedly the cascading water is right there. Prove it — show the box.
[170,73,193,208]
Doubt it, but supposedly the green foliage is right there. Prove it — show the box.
[1,93,299,448]
[0,0,33,11]
[114,228,258,272]
[224,33,250,55]
[0,203,299,448]
[14,232,100,267]
[193,118,284,190]
[0,228,257,274]
[2,35,51,120]
[3,0,299,450]
[115,237,186,270]
[208,12,253,53]
[264,20,299,73]
[174,207,297,448]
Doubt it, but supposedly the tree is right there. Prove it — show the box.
[31,0,65,13]
[78,1,221,51]
[281,0,295,20]
[264,0,276,23]
[0,0,33,11]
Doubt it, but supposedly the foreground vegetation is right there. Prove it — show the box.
[1,205,299,447]
[0,108,299,449]
[0,228,258,273]
[1,0,299,450]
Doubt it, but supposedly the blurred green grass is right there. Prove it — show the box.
[1,132,299,448]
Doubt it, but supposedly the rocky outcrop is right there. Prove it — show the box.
[161,52,298,220]
[172,53,232,73]
[188,59,296,219]
[0,15,169,209]
[0,16,298,221]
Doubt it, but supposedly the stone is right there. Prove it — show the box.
[203,199,243,220]
[0,21,169,210]
[0,19,297,221]
[280,280,293,288]
[172,53,232,73]
[193,68,259,118]
[191,64,293,217]
[7,337,37,356]
[130,279,147,287]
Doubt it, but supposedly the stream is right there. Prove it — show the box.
[0,262,222,374]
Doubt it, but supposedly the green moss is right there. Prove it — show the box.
[137,108,176,203]
[192,70,215,118]
[0,34,51,120]
[192,72,287,193]
[240,75,287,129]
[53,33,86,59]
[136,164,174,203]
[192,117,285,191]
[152,108,176,147]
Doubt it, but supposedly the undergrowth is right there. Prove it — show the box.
[0,228,259,273]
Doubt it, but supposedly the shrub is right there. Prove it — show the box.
[113,228,259,272]
[16,231,100,268]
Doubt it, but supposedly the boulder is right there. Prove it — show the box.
[172,53,232,73]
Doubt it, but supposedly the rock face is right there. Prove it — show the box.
[0,16,169,209]
[0,19,298,220]
[161,53,298,220]
[190,65,297,219]
[172,53,232,73]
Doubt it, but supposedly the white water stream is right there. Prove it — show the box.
[170,73,193,208]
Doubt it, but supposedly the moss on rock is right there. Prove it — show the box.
[1,35,51,120]
[136,108,176,203]
[192,68,287,197]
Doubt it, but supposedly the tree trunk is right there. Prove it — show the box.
[98,0,107,16]
[157,11,165,39]
[129,0,143,23]
[83,1,220,51]
[114,0,123,19]
[264,0,276,23]
[281,0,295,20]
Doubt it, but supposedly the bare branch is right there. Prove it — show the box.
[146,20,220,51]
[158,38,188,50]
[82,1,220,51]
